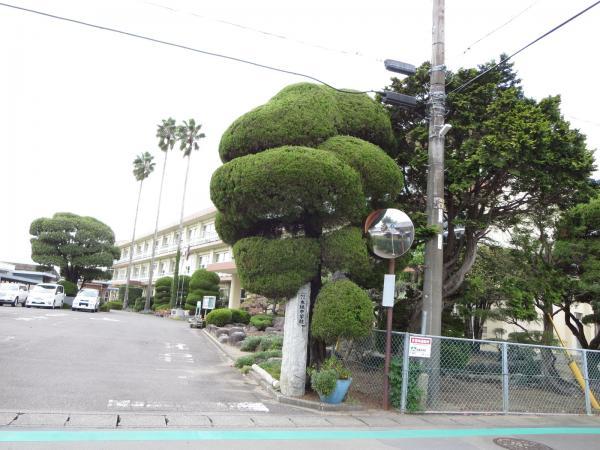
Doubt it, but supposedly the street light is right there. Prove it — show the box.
[379,91,417,109]
[384,59,416,76]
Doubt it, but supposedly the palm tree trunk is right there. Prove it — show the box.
[144,150,169,312]
[123,179,144,309]
[171,154,192,308]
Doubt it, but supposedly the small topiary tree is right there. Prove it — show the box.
[311,279,374,345]
[154,277,172,307]
[186,269,220,312]
[206,308,232,327]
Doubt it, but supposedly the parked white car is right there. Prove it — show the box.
[72,288,100,312]
[26,283,65,309]
[0,283,29,307]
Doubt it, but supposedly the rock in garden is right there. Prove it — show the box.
[216,328,230,337]
[218,335,230,344]
[273,317,284,331]
[229,331,246,343]
[229,327,244,334]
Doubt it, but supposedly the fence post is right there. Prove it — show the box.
[400,332,411,413]
[581,349,592,416]
[502,342,509,414]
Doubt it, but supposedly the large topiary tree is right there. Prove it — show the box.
[153,276,172,308]
[186,269,220,312]
[211,83,404,395]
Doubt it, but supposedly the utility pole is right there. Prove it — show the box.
[422,0,446,337]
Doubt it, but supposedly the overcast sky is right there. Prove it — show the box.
[1,0,598,264]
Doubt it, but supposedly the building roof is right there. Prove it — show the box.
[0,273,41,284]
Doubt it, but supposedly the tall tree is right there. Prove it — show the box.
[30,212,119,284]
[123,151,155,310]
[170,119,206,308]
[211,82,404,369]
[385,58,595,304]
[144,118,177,312]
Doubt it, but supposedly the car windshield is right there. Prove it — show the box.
[78,289,98,297]
[31,285,56,293]
[0,284,18,291]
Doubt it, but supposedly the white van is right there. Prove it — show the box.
[72,288,100,312]
[26,283,65,309]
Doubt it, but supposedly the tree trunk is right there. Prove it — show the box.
[171,155,192,308]
[144,150,169,312]
[124,180,143,310]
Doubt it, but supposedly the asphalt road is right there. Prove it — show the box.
[0,306,295,414]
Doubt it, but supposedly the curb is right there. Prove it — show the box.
[201,329,365,413]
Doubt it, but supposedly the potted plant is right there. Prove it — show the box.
[310,356,352,404]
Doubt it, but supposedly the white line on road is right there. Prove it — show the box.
[1,336,15,342]
[15,316,48,321]
[89,317,120,322]
[107,399,269,412]
[45,313,67,317]
[229,402,270,412]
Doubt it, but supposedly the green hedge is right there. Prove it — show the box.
[118,286,143,302]
[206,308,233,327]
[250,314,273,331]
[231,308,250,324]
[311,279,373,344]
[100,301,123,312]
[58,280,77,297]
[233,237,320,299]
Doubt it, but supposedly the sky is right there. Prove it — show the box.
[1,0,599,264]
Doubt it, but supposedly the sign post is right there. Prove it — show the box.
[364,208,414,410]
[202,295,216,318]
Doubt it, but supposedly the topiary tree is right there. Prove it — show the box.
[154,276,172,308]
[210,82,404,396]
[186,269,220,312]
[205,308,232,327]
[311,279,374,344]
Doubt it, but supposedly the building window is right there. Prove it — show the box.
[162,236,168,247]
[122,249,128,259]
[159,262,165,275]
[141,265,147,277]
[169,260,175,273]
[134,267,140,278]
[202,223,215,238]
[136,244,142,255]
[197,254,209,269]
[187,228,194,241]
[215,251,230,263]
[144,242,149,253]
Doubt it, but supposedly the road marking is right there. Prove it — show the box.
[2,427,600,442]
[175,343,187,350]
[15,316,48,321]
[107,400,175,410]
[228,402,270,412]
[45,313,67,317]
[1,336,15,342]
[89,317,120,322]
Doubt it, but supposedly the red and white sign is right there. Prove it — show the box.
[409,336,432,358]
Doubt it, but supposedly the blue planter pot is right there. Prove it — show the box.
[318,378,352,404]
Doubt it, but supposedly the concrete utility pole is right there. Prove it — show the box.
[422,0,446,337]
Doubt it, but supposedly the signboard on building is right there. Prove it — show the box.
[297,286,309,327]
[202,296,216,310]
[408,336,432,358]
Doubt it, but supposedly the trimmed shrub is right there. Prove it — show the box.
[320,227,370,280]
[259,359,281,380]
[231,308,250,324]
[233,237,320,299]
[186,269,220,311]
[250,314,273,331]
[154,277,172,305]
[235,355,256,368]
[133,297,145,312]
[311,280,373,344]
[258,335,283,352]
[240,336,262,352]
[311,368,337,397]
[234,349,282,368]
[318,136,403,209]
[218,83,395,162]
[101,301,123,312]
[206,308,232,327]
[58,280,77,297]
[211,147,364,243]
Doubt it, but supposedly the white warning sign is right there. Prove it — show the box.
[408,336,432,358]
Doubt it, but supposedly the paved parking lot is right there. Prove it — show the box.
[0,306,297,415]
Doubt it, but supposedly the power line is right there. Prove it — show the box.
[145,1,385,64]
[457,0,540,59]
[449,0,600,94]
[0,2,374,95]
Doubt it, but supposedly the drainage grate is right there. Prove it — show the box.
[493,437,554,450]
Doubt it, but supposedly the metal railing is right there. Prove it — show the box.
[339,330,600,415]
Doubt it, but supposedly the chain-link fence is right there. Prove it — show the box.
[339,330,600,415]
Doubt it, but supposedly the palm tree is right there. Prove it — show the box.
[144,118,178,312]
[123,152,155,310]
[171,119,206,308]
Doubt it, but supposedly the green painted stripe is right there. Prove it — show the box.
[1,427,600,442]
